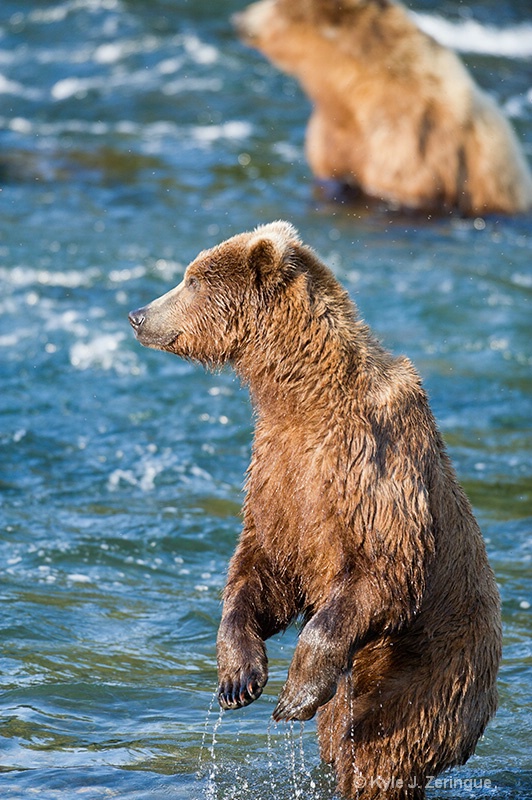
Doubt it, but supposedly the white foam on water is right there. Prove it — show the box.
[162,76,223,96]
[143,120,178,137]
[27,0,121,26]
[272,141,304,163]
[504,87,532,120]
[51,76,96,101]
[157,56,185,76]
[107,445,176,492]
[93,41,127,64]
[512,271,532,290]
[0,333,20,348]
[182,33,219,66]
[2,115,104,136]
[412,13,532,58]
[190,120,254,144]
[108,264,146,283]
[0,73,41,101]
[9,116,33,134]
[0,74,25,95]
[51,67,147,103]
[67,573,92,583]
[94,32,161,64]
[69,330,142,376]
[0,264,101,289]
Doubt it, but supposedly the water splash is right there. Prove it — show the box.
[199,695,224,800]
[282,721,320,799]
[197,708,330,800]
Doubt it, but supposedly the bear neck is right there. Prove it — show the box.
[234,290,389,424]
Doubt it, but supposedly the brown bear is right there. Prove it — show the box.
[129,221,502,799]
[234,0,532,216]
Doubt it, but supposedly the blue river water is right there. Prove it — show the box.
[0,1,531,798]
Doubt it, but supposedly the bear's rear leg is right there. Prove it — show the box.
[317,679,427,800]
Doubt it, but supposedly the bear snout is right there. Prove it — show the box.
[232,11,257,44]
[232,0,275,42]
[128,307,146,334]
[128,300,182,351]
[128,305,162,347]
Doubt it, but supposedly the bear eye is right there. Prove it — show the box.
[187,275,200,291]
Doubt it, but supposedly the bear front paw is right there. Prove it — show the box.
[273,673,337,722]
[218,666,267,710]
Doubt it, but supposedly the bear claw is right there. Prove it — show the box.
[218,674,264,710]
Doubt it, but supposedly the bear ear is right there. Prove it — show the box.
[247,220,301,286]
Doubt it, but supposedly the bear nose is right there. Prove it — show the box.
[232,11,252,40]
[128,308,146,331]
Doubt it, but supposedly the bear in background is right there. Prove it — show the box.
[234,0,532,216]
[129,222,502,799]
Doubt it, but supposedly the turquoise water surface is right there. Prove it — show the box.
[1,1,531,798]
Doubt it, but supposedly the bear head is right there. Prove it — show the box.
[128,221,304,367]
[234,0,392,73]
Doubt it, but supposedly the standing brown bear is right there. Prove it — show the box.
[234,0,532,216]
[129,221,502,800]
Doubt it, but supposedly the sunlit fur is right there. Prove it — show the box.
[234,0,532,215]
[130,222,502,800]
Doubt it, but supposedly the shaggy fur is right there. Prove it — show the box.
[234,0,532,215]
[129,221,502,799]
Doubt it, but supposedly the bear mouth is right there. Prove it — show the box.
[136,330,181,351]
[161,333,182,352]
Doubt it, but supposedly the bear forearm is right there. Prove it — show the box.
[222,532,297,639]
[216,564,294,711]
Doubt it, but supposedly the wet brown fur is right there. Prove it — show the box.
[234,0,532,215]
[129,222,502,799]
